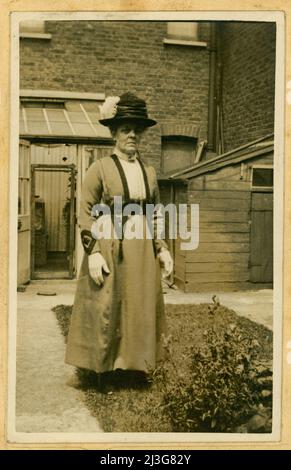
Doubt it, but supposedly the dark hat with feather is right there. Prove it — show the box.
[99,92,157,128]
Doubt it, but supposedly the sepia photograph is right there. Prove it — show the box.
[5,10,285,444]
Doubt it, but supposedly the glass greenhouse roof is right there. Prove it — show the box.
[20,98,111,140]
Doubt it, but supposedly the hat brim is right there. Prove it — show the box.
[99,116,157,128]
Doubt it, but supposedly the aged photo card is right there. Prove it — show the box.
[0,0,290,450]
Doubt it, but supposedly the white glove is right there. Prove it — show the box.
[88,252,110,286]
[158,248,173,279]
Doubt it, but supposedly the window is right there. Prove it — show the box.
[252,166,273,190]
[162,136,197,175]
[164,22,207,47]
[20,20,51,39]
[23,101,65,109]
[20,96,109,138]
[167,22,199,41]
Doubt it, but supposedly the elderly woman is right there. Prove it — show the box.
[65,92,173,389]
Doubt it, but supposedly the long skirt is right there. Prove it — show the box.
[65,217,166,373]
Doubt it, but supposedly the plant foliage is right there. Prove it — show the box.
[155,301,272,432]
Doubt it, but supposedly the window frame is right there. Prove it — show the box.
[251,164,274,192]
[19,20,51,40]
[164,21,207,48]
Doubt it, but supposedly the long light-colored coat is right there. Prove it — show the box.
[65,156,167,373]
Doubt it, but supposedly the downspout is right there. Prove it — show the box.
[207,23,217,152]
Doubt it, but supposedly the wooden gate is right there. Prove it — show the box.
[250,192,273,283]
[17,140,31,286]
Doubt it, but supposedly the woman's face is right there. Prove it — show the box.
[113,121,145,157]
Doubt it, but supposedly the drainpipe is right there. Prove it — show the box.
[207,23,217,152]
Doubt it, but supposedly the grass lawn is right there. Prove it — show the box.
[53,299,272,433]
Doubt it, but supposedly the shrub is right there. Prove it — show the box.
[155,321,272,433]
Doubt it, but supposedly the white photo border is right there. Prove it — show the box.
[7,9,285,444]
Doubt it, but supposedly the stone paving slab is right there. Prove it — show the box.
[16,280,102,433]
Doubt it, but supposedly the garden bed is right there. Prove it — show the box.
[53,297,272,433]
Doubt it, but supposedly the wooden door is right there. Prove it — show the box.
[250,192,273,283]
[31,164,76,279]
[17,140,31,286]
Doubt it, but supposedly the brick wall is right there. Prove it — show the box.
[20,21,210,174]
[219,22,276,151]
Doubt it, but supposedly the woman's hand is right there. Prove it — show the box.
[88,252,110,286]
[158,248,173,279]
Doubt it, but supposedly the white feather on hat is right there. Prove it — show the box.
[99,96,120,120]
